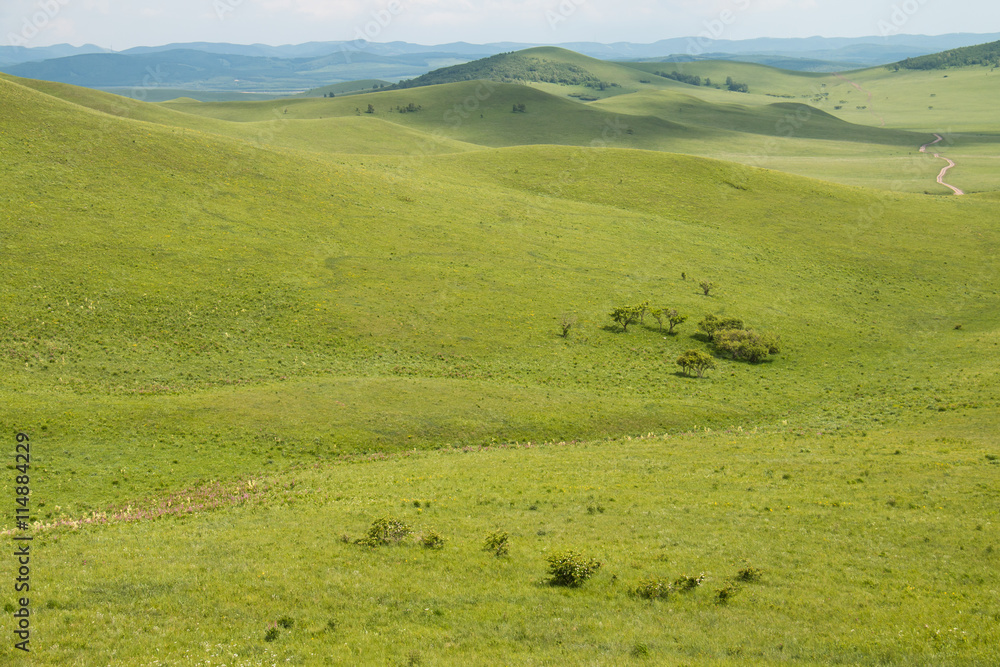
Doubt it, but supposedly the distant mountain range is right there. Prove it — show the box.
[3,33,999,93]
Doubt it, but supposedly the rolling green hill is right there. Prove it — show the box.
[3,71,999,507]
[9,44,999,199]
[2,55,1000,664]
[391,46,695,100]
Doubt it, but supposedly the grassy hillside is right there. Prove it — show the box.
[2,64,1000,664]
[3,71,999,503]
[11,51,998,195]
[590,90,920,144]
[392,47,693,100]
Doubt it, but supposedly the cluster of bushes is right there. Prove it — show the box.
[655,71,749,92]
[583,80,621,91]
[698,314,780,363]
[394,102,422,113]
[350,517,604,588]
[634,564,762,605]
[609,301,687,334]
[346,517,765,610]
[724,76,749,93]
[600,290,779,379]
[656,70,703,86]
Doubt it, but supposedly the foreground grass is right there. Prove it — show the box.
[3,424,998,665]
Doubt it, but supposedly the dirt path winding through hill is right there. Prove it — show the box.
[832,72,885,127]
[919,134,965,195]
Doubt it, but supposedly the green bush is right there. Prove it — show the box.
[357,516,412,547]
[715,584,740,605]
[713,328,780,363]
[483,530,510,558]
[736,564,763,583]
[634,577,672,600]
[546,550,602,587]
[698,314,745,339]
[421,530,445,549]
[673,573,706,591]
[630,642,651,657]
[676,349,716,378]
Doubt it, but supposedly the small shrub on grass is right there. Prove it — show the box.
[277,616,294,629]
[634,577,672,600]
[630,642,650,657]
[673,573,706,591]
[736,564,763,583]
[715,584,740,605]
[559,313,577,337]
[483,530,510,557]
[264,624,279,642]
[421,530,445,549]
[357,516,412,547]
[546,550,602,587]
[698,314,745,340]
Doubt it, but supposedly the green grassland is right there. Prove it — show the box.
[1,45,1000,664]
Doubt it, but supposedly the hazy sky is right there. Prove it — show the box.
[1,0,996,49]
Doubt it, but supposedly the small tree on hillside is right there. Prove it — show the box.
[649,307,664,331]
[700,280,717,296]
[366,103,375,114]
[676,349,716,378]
[610,305,642,332]
[666,309,688,335]
[559,313,577,338]
[635,300,651,324]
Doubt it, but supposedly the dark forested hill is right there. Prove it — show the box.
[896,39,1000,69]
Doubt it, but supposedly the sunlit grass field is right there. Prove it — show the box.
[14,427,1000,665]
